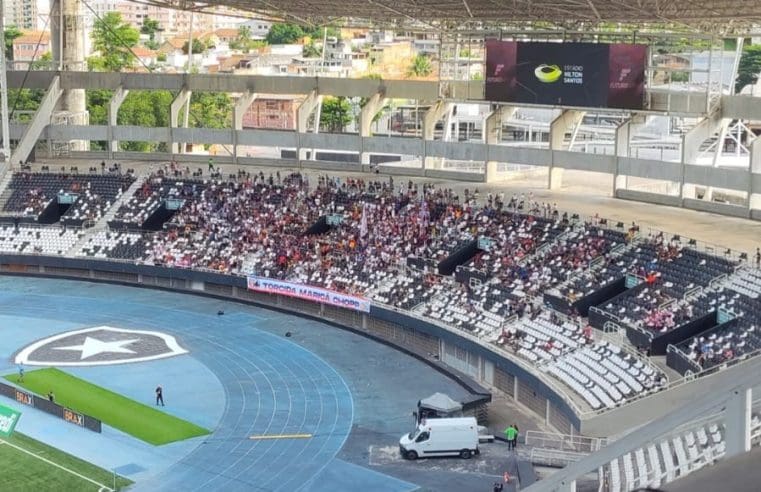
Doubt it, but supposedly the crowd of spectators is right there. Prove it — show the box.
[6,166,759,411]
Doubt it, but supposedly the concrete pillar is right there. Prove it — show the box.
[232,91,257,163]
[107,87,129,158]
[749,137,761,212]
[613,114,646,194]
[681,111,723,199]
[296,90,322,161]
[169,88,192,155]
[484,106,516,182]
[548,110,585,190]
[50,0,87,151]
[705,120,731,201]
[724,387,752,459]
[422,100,453,170]
[359,92,387,165]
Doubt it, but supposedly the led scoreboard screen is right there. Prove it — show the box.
[485,41,647,110]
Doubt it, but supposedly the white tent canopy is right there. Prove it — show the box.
[419,392,463,414]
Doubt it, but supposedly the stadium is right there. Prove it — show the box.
[0,1,761,491]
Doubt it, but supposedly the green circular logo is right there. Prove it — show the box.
[534,64,563,83]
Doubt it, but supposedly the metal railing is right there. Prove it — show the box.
[526,430,608,453]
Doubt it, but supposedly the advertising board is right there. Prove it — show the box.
[247,276,371,312]
[485,41,647,109]
[0,403,21,437]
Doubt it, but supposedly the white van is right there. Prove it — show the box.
[399,417,479,460]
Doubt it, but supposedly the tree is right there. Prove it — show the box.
[117,90,173,151]
[90,12,140,71]
[736,45,761,93]
[303,42,320,58]
[230,26,266,53]
[141,18,161,50]
[266,23,305,44]
[141,17,160,38]
[320,96,352,133]
[407,54,433,78]
[182,38,207,55]
[189,92,232,130]
[4,25,22,60]
[29,51,53,70]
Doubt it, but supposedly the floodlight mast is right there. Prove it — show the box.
[0,0,11,168]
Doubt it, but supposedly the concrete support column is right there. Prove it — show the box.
[484,106,516,182]
[297,90,322,161]
[107,86,129,159]
[232,91,257,164]
[705,119,731,201]
[613,114,645,194]
[725,387,752,459]
[51,0,87,151]
[548,110,585,190]
[422,100,453,170]
[513,378,519,402]
[681,111,723,200]
[359,92,387,165]
[169,88,192,155]
[749,137,761,213]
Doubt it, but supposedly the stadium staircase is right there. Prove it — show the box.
[525,386,761,492]
[0,169,17,212]
[65,170,150,256]
[600,403,761,491]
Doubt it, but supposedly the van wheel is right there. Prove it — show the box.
[460,449,472,459]
[406,450,418,460]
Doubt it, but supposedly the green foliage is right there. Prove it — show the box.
[471,72,483,81]
[30,51,53,70]
[303,42,320,58]
[90,12,140,72]
[736,45,761,93]
[8,89,45,121]
[320,96,353,133]
[4,25,22,60]
[230,26,266,52]
[141,17,161,51]
[141,17,160,38]
[182,38,207,55]
[265,23,339,45]
[86,90,112,126]
[266,23,305,44]
[117,90,173,151]
[407,54,433,78]
[189,92,232,129]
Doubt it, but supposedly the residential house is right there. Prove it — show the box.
[12,31,51,69]
[241,96,305,130]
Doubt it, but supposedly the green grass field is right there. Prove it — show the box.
[0,432,132,491]
[5,368,210,445]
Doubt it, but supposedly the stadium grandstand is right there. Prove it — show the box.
[0,0,760,491]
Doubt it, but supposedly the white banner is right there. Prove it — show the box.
[247,276,371,313]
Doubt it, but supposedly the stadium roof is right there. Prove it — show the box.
[146,0,761,31]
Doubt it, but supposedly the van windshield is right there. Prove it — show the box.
[407,429,419,440]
